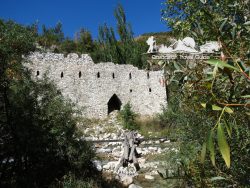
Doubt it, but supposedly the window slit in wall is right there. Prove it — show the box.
[130,89,132,93]
[147,72,150,79]
[61,72,64,78]
[79,71,82,78]
[36,71,40,76]
[97,72,100,78]
[129,73,132,79]
[112,73,115,79]
[149,88,152,92]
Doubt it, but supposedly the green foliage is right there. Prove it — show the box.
[75,28,95,53]
[59,38,77,54]
[92,4,146,68]
[160,0,250,186]
[217,123,230,168]
[119,103,138,130]
[37,22,64,48]
[0,19,95,187]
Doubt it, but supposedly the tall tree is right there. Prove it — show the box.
[75,28,94,53]
[114,3,133,43]
[38,22,65,48]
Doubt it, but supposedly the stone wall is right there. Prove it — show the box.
[26,52,167,118]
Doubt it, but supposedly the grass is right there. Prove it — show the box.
[136,116,171,138]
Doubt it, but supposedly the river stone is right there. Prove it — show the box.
[145,174,155,180]
[96,148,112,153]
[128,184,142,188]
[92,160,102,171]
[121,175,133,186]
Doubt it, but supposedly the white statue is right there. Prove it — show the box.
[146,35,219,54]
[158,44,173,53]
[200,41,220,53]
[182,37,196,49]
[146,36,156,53]
[172,39,198,53]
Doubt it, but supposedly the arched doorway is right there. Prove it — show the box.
[107,94,122,114]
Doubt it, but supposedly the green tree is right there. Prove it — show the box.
[94,4,146,68]
[119,103,138,130]
[75,28,94,53]
[0,19,95,187]
[37,22,65,48]
[59,37,77,54]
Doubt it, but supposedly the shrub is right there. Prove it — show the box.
[119,103,138,130]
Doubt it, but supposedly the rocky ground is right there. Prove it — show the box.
[78,111,181,188]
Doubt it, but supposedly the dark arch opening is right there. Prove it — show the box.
[36,71,40,76]
[107,94,122,114]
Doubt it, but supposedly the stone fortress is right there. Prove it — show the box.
[26,52,167,118]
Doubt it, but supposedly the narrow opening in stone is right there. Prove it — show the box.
[79,71,82,78]
[147,72,150,79]
[112,73,115,79]
[97,72,100,78]
[61,72,64,78]
[129,73,132,79]
[149,88,152,92]
[107,94,122,114]
[130,89,132,93]
[36,71,40,76]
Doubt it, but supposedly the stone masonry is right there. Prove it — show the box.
[26,52,167,118]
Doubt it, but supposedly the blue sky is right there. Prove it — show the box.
[0,0,169,39]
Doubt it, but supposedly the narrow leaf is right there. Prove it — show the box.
[201,103,206,108]
[231,26,236,39]
[217,124,231,168]
[244,21,250,25]
[224,121,232,138]
[225,107,233,114]
[212,105,222,111]
[173,62,180,70]
[158,60,164,66]
[220,19,228,32]
[212,63,218,78]
[207,59,239,71]
[241,95,250,98]
[200,142,207,164]
[207,130,215,166]
[211,176,226,181]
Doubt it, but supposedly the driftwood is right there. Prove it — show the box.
[115,131,141,172]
